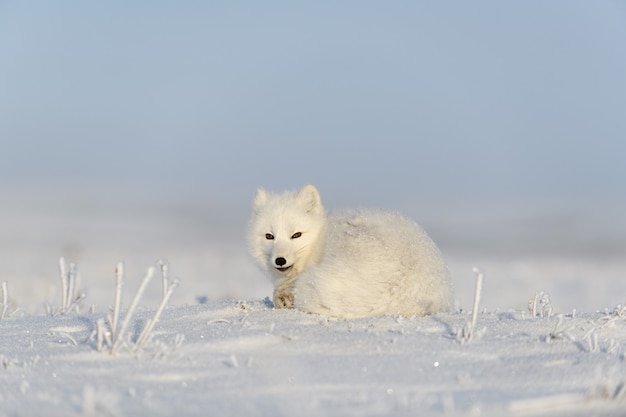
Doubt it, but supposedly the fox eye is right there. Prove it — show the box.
[265,233,274,240]
[291,232,302,239]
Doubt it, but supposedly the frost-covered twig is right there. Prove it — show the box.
[59,257,68,311]
[135,277,179,348]
[158,259,169,300]
[612,302,626,319]
[606,339,621,355]
[48,258,86,316]
[528,291,553,319]
[470,268,483,331]
[584,329,600,353]
[1,281,9,319]
[111,262,124,337]
[95,318,106,352]
[0,281,18,319]
[110,266,155,354]
[90,260,179,355]
[67,262,77,310]
[456,268,486,343]
[135,262,178,348]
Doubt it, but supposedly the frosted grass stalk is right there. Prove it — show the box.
[67,263,78,310]
[64,293,86,314]
[1,281,8,319]
[111,263,124,337]
[110,266,155,354]
[456,268,485,343]
[158,260,169,300]
[529,294,537,318]
[59,257,68,311]
[589,332,599,353]
[136,279,179,348]
[470,267,483,331]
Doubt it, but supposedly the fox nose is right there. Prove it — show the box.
[275,257,287,266]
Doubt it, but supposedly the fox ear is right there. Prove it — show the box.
[296,184,323,214]
[253,188,269,214]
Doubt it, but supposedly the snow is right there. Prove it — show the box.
[2,301,626,416]
[1,191,626,416]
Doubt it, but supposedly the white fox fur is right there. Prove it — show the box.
[248,184,452,319]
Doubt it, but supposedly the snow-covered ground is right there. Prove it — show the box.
[1,189,625,416]
[2,300,626,416]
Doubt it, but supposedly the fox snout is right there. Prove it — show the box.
[272,255,294,273]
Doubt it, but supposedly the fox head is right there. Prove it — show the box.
[248,184,327,285]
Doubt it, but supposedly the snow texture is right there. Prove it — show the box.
[1,299,626,416]
[1,192,626,416]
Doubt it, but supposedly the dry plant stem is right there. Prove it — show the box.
[529,294,536,318]
[111,262,124,337]
[456,268,485,343]
[470,268,483,331]
[136,279,179,348]
[110,266,155,354]
[67,263,77,310]
[59,257,68,311]
[529,291,552,319]
[1,281,8,319]
[64,294,86,314]
[158,260,169,300]
[54,257,83,314]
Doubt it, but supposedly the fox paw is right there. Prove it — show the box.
[273,289,294,309]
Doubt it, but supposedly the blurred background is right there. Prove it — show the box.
[1,1,625,314]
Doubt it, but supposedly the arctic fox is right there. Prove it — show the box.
[248,184,452,319]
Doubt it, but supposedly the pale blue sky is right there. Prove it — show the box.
[1,1,625,205]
